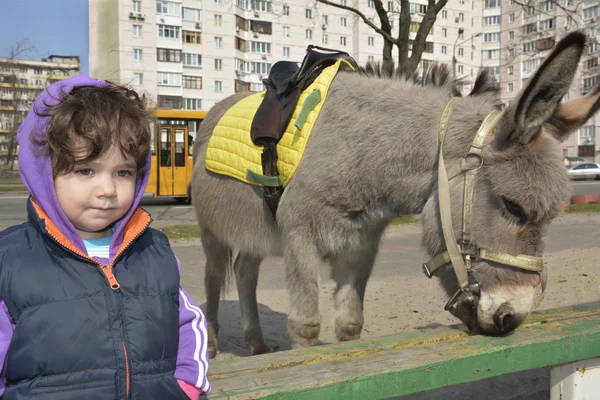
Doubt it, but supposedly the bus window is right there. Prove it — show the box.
[160,128,171,166]
[188,131,197,155]
[175,129,186,166]
[150,123,156,155]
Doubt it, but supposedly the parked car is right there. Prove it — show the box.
[567,162,600,180]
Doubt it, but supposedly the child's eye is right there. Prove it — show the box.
[117,170,134,177]
[75,169,93,176]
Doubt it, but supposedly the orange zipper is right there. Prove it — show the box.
[122,341,130,398]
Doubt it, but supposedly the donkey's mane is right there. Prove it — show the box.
[357,61,500,99]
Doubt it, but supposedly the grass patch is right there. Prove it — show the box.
[0,186,27,192]
[0,178,23,185]
[161,224,200,240]
[567,201,600,213]
[390,215,420,225]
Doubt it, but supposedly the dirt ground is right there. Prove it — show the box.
[172,212,600,399]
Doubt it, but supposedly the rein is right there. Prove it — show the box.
[423,97,546,311]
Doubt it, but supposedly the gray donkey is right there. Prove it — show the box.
[192,31,600,358]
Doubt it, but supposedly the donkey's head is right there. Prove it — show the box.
[421,31,600,335]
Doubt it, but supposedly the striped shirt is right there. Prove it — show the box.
[83,235,112,259]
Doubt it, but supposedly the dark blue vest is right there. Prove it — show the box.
[0,202,187,400]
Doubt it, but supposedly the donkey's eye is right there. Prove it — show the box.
[501,197,527,225]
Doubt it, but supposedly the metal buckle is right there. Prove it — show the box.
[444,288,463,311]
[422,263,433,279]
[463,153,484,171]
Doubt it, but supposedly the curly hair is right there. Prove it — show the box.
[32,82,154,177]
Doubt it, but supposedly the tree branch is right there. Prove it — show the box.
[315,0,397,43]
[408,0,448,72]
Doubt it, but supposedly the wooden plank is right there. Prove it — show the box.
[206,302,600,399]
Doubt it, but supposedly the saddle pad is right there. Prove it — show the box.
[205,59,352,187]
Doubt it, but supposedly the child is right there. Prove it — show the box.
[0,76,210,399]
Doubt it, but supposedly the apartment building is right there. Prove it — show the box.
[495,0,600,161]
[89,0,482,111]
[0,55,80,164]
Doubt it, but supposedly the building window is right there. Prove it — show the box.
[158,25,180,39]
[484,0,500,8]
[183,75,202,89]
[322,34,328,44]
[441,45,447,55]
[580,125,595,138]
[133,48,143,61]
[156,0,181,16]
[215,81,223,93]
[458,48,464,57]
[183,7,200,21]
[459,13,464,21]
[483,16,501,25]
[251,41,271,54]
[442,28,447,37]
[508,65,514,75]
[214,14,222,26]
[341,0,347,5]
[368,37,374,47]
[133,73,143,85]
[340,36,346,46]
[483,32,500,42]
[157,95,182,109]
[509,31,514,40]
[368,55,375,63]
[184,98,202,110]
[368,0,375,7]
[214,59,223,70]
[322,15,328,25]
[283,26,290,37]
[283,47,290,57]
[442,10,447,18]
[508,83,513,92]
[184,31,202,44]
[157,72,182,86]
[509,13,515,23]
[133,24,142,37]
[305,9,312,19]
[158,48,182,63]
[306,29,312,40]
[341,17,347,27]
[458,65,464,74]
[283,5,289,16]
[132,0,141,12]
[183,53,202,67]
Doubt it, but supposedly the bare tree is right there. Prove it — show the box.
[315,0,448,74]
[1,39,36,170]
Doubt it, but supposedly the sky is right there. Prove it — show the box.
[0,0,89,75]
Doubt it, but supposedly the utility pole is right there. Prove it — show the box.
[453,29,482,80]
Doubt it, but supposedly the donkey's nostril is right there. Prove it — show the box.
[494,303,518,333]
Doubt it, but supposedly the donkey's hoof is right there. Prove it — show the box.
[288,319,321,348]
[208,345,218,360]
[250,343,272,355]
[335,322,363,341]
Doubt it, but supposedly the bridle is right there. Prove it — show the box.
[422,97,547,312]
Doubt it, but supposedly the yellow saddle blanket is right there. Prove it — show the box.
[205,59,352,187]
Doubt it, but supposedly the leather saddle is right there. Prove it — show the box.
[250,45,358,217]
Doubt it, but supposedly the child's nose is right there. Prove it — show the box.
[98,177,117,198]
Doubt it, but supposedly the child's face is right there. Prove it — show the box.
[54,145,138,240]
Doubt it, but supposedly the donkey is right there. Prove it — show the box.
[192,31,600,358]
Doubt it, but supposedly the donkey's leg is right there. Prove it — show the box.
[233,253,271,355]
[330,245,379,342]
[201,230,231,359]
[284,235,323,348]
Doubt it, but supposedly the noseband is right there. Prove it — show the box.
[423,97,546,311]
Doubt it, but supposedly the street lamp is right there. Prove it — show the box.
[453,29,481,79]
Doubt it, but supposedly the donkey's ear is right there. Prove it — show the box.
[501,31,587,145]
[545,86,600,141]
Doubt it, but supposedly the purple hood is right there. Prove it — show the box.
[17,75,151,260]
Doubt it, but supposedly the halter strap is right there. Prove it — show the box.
[424,97,546,311]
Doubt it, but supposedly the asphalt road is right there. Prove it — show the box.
[1,180,600,230]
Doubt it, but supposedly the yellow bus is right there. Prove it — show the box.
[146,109,207,202]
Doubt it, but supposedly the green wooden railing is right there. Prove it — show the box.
[207,301,600,399]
